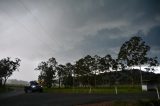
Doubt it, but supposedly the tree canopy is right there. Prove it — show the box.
[35,57,57,88]
[0,57,21,86]
[118,36,159,85]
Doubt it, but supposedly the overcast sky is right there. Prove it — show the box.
[0,0,160,81]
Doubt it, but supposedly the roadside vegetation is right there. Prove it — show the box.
[0,57,21,87]
[44,85,142,94]
[0,36,159,96]
[0,86,13,93]
[78,100,160,106]
[0,84,25,94]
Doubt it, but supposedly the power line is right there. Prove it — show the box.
[0,13,41,58]
[0,6,53,58]
[17,0,56,52]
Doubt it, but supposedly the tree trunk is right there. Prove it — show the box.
[58,78,61,88]
[94,70,97,87]
[139,65,143,89]
[109,70,111,86]
[115,69,118,94]
[0,77,2,86]
[3,76,8,86]
[72,71,75,89]
[87,75,90,87]
[131,67,134,87]
[115,86,118,94]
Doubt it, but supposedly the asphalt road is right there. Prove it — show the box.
[0,91,158,106]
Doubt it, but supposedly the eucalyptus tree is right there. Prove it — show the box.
[65,63,74,76]
[83,55,95,86]
[56,64,66,88]
[99,54,113,85]
[111,58,125,94]
[74,55,95,87]
[81,55,96,93]
[36,57,57,88]
[118,36,156,86]
[147,57,159,72]
[0,57,21,86]
[93,55,102,87]
[64,62,74,87]
[74,58,85,86]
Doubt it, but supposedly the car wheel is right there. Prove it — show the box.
[39,89,43,93]
[26,89,32,93]
[25,89,28,93]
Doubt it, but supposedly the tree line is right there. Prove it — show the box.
[0,36,158,88]
[35,36,159,88]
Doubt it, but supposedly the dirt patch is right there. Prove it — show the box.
[77,102,112,106]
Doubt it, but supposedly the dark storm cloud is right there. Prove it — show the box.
[145,26,160,47]
[75,28,125,56]
[131,0,160,30]
[1,0,160,80]
[54,0,160,29]
[83,28,124,47]
[143,26,160,59]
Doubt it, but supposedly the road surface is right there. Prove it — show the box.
[0,90,158,106]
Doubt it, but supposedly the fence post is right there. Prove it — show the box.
[155,87,160,99]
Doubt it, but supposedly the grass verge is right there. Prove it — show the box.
[0,86,13,93]
[44,86,141,94]
[78,100,160,106]
[110,99,160,106]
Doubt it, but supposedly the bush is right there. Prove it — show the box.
[0,86,13,93]
[138,99,160,106]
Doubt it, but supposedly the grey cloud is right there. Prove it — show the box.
[65,28,130,58]
[130,0,160,32]
[0,0,160,81]
[143,26,160,60]
[49,0,160,29]
[145,26,160,47]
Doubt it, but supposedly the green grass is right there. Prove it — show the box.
[45,87,93,93]
[44,85,142,94]
[81,100,160,106]
[7,84,25,88]
[112,99,160,106]
[78,100,160,106]
[0,86,13,93]
[116,86,141,94]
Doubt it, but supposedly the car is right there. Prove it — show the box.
[24,81,43,93]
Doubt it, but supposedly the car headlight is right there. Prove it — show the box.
[31,85,36,88]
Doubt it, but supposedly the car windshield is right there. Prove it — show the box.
[30,81,38,85]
